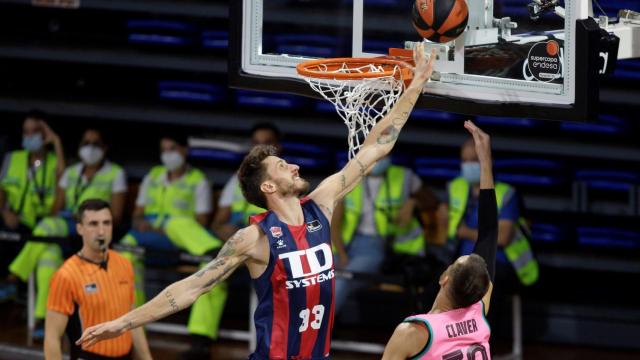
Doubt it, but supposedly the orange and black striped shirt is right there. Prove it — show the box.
[48,250,134,358]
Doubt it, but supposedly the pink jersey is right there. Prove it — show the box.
[403,301,491,360]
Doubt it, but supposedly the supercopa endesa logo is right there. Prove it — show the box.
[524,40,562,82]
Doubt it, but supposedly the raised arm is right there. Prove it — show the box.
[309,44,436,216]
[41,121,65,177]
[76,224,261,348]
[464,121,498,313]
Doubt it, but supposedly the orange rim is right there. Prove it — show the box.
[296,57,413,81]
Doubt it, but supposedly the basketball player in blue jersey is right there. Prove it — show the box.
[76,44,436,360]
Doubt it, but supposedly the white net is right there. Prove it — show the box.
[301,62,406,159]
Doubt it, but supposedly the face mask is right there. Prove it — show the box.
[78,145,104,166]
[22,134,44,153]
[461,161,481,183]
[370,157,391,176]
[161,151,185,171]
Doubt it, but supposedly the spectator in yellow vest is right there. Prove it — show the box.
[119,133,223,360]
[0,111,65,300]
[8,128,127,339]
[212,123,281,240]
[332,156,425,314]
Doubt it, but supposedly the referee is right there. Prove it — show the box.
[44,199,152,360]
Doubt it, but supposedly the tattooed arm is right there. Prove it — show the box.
[75,225,261,348]
[310,44,436,219]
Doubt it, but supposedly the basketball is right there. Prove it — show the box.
[412,0,469,43]
[546,40,559,56]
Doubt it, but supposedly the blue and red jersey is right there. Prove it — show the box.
[249,198,335,360]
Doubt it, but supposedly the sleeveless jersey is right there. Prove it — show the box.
[404,301,491,360]
[249,198,335,360]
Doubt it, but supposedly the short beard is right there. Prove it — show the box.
[275,177,310,198]
[296,178,310,197]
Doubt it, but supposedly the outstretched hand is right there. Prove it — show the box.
[410,42,436,88]
[76,319,125,348]
[464,120,491,165]
[39,120,59,145]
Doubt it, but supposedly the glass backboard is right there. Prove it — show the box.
[229,0,614,121]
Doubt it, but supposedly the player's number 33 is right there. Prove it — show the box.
[299,305,325,332]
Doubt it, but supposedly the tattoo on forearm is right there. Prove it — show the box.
[340,173,347,191]
[392,110,410,126]
[201,260,239,289]
[356,158,367,177]
[376,125,400,145]
[127,321,134,330]
[391,117,403,126]
[165,291,179,312]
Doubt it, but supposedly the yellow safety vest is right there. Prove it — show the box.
[1,150,57,228]
[64,162,123,213]
[447,177,539,286]
[143,166,206,222]
[230,183,265,227]
[342,166,425,256]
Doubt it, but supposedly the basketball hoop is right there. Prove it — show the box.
[297,57,413,159]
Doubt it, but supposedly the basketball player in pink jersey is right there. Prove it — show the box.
[76,44,437,360]
[382,120,497,360]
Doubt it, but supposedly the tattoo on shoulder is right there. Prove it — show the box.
[194,230,244,278]
[376,125,400,145]
[194,229,250,285]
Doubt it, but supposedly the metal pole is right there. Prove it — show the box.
[512,294,523,359]
[249,289,258,352]
[27,273,35,346]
